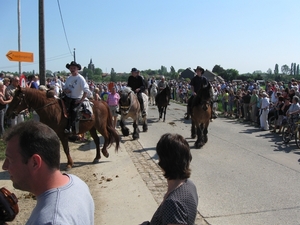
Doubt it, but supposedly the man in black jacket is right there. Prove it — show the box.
[127,68,146,117]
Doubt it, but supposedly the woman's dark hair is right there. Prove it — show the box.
[156,133,192,180]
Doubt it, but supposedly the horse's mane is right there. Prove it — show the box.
[22,87,54,105]
[121,87,132,95]
[195,86,211,105]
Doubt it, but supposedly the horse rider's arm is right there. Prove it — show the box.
[191,86,196,95]
[76,92,88,104]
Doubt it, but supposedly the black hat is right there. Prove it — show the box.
[66,61,81,70]
[194,66,204,72]
[131,68,138,72]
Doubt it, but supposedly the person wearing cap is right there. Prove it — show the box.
[260,92,270,131]
[63,61,90,133]
[100,86,110,102]
[155,75,170,106]
[286,95,300,127]
[157,76,167,93]
[127,68,146,117]
[184,66,215,120]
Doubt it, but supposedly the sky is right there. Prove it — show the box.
[1,0,299,75]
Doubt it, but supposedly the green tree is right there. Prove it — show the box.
[110,68,117,82]
[158,66,167,75]
[297,64,300,75]
[267,68,272,74]
[212,65,225,75]
[94,68,103,76]
[274,64,279,75]
[281,64,289,75]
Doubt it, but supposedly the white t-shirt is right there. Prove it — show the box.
[64,74,90,99]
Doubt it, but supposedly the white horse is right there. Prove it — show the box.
[150,83,158,105]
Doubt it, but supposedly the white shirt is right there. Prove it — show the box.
[64,74,90,99]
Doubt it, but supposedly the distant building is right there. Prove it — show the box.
[88,58,95,72]
[179,68,224,82]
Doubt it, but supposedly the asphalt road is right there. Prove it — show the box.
[134,101,300,225]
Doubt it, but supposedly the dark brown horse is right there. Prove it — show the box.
[191,86,211,148]
[6,87,120,169]
[156,85,170,122]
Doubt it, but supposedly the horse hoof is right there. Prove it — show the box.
[191,135,196,139]
[66,165,72,171]
[102,151,109,158]
[195,143,202,149]
[133,134,140,140]
[93,158,100,164]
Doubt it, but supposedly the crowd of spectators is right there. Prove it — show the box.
[2,71,300,136]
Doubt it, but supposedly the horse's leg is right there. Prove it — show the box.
[120,118,130,136]
[60,136,73,169]
[203,121,209,143]
[195,124,202,149]
[89,127,103,163]
[132,119,140,140]
[191,120,196,139]
[163,106,166,122]
[142,117,148,132]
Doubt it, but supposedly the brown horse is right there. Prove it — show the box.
[6,87,120,169]
[156,85,170,122]
[191,86,211,148]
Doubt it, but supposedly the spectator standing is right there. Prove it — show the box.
[107,86,120,128]
[260,92,270,131]
[100,86,110,102]
[93,87,101,101]
[242,90,251,121]
[140,133,198,225]
[5,76,24,126]
[2,120,94,224]
[0,82,12,138]
[250,89,259,124]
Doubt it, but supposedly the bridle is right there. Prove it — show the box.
[119,91,133,115]
[12,92,57,115]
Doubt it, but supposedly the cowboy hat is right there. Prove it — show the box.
[194,66,204,72]
[66,61,81,70]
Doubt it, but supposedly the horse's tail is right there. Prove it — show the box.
[105,102,120,152]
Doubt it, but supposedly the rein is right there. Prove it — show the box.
[19,92,57,112]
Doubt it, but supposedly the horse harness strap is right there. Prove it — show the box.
[35,101,57,112]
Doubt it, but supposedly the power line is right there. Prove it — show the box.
[56,0,73,57]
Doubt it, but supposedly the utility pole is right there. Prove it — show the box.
[39,0,46,85]
[73,48,76,61]
[17,0,21,75]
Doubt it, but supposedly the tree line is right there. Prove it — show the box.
[1,62,299,84]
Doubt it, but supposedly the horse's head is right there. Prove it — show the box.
[119,87,132,115]
[6,86,28,119]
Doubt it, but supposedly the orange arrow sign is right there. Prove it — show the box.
[6,50,34,62]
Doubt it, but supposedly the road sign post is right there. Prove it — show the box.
[6,50,34,62]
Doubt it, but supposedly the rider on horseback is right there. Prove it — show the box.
[63,61,90,133]
[184,66,217,120]
[127,68,146,117]
[155,76,170,105]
